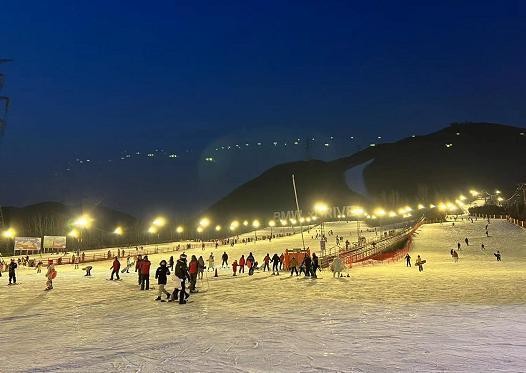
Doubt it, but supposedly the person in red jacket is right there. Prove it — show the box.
[140,255,151,290]
[238,255,245,274]
[279,253,285,270]
[263,253,270,272]
[135,255,143,285]
[232,259,238,276]
[188,255,199,293]
[110,257,121,280]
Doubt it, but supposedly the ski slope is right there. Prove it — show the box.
[1,219,525,372]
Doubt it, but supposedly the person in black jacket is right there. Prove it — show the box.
[271,253,280,275]
[311,253,319,278]
[168,256,174,271]
[221,251,229,268]
[8,259,17,284]
[301,254,312,277]
[171,254,190,304]
[155,260,171,301]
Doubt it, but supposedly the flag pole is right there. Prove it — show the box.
[292,174,306,250]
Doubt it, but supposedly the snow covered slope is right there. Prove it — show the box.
[1,219,525,372]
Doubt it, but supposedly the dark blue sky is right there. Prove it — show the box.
[0,0,525,214]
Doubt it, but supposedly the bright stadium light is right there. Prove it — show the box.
[73,214,93,228]
[314,202,329,215]
[196,226,203,233]
[495,190,501,194]
[148,226,158,234]
[268,220,276,227]
[215,225,222,231]
[68,229,79,238]
[280,219,287,226]
[459,195,467,201]
[152,217,167,227]
[176,226,184,234]
[2,228,16,239]
[438,202,447,211]
[199,217,210,228]
[373,208,386,217]
[351,207,365,216]
[243,220,249,226]
[113,226,123,235]
[417,204,425,210]
[429,204,436,209]
[469,190,479,197]
[252,219,260,228]
[388,211,397,218]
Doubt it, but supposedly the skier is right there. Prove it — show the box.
[271,253,280,275]
[197,256,205,279]
[301,254,312,277]
[330,256,344,278]
[415,255,425,272]
[263,254,271,272]
[481,244,485,250]
[36,260,43,273]
[452,250,459,263]
[135,255,143,285]
[110,257,120,280]
[457,242,461,250]
[172,254,190,304]
[238,255,245,274]
[208,253,215,272]
[45,263,56,290]
[289,256,299,276]
[464,237,469,246]
[405,253,411,267]
[279,253,285,270]
[221,251,228,268]
[494,250,502,261]
[140,255,151,290]
[188,255,199,293]
[8,259,17,284]
[311,253,319,278]
[84,265,92,276]
[154,260,171,301]
[232,259,238,276]
[247,252,255,276]
[169,256,174,271]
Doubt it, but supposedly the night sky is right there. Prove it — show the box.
[0,1,525,216]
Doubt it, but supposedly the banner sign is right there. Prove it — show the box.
[43,236,67,249]
[14,237,42,251]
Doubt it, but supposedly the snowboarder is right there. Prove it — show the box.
[330,256,344,278]
[45,263,56,290]
[289,256,299,276]
[263,254,271,272]
[197,256,205,279]
[405,253,411,267]
[154,260,171,301]
[232,259,238,276]
[110,257,120,280]
[172,254,190,304]
[494,250,502,261]
[8,259,17,284]
[238,255,245,274]
[415,255,425,272]
[208,253,215,272]
[188,255,199,293]
[140,255,151,290]
[221,251,228,268]
[271,253,280,275]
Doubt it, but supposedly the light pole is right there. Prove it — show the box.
[252,219,260,242]
[268,220,275,238]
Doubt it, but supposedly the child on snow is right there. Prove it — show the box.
[45,263,56,290]
[232,260,238,276]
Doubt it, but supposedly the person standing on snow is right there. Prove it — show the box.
[169,256,174,271]
[221,251,229,268]
[330,256,344,278]
[36,260,43,274]
[45,263,56,290]
[188,255,199,293]
[8,259,18,285]
[126,255,132,273]
[232,259,238,276]
[197,256,205,279]
[208,253,215,272]
[302,254,312,277]
[405,253,411,267]
[271,253,280,275]
[279,253,285,270]
[140,255,151,290]
[289,256,299,276]
[464,237,469,246]
[135,255,143,285]
[415,255,425,272]
[311,253,319,278]
[494,250,502,261]
[110,257,121,280]
[238,255,245,274]
[154,260,171,301]
[172,254,191,304]
[263,253,271,272]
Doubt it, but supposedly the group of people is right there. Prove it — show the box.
[2,257,57,290]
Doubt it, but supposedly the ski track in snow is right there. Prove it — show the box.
[1,219,526,372]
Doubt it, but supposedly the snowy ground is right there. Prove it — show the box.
[1,219,525,372]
